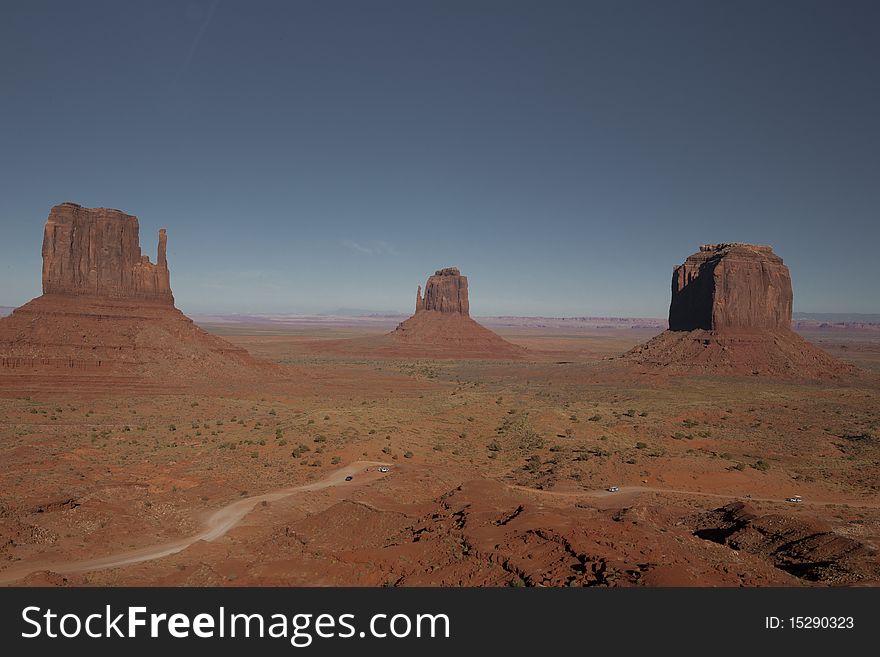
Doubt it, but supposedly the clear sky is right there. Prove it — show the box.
[1,0,878,316]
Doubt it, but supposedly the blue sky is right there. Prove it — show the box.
[1,0,878,316]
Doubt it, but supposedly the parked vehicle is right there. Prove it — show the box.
[607,486,620,493]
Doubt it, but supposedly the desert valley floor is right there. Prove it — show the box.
[1,320,878,586]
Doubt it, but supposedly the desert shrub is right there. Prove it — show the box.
[635,442,647,449]
[588,415,601,422]
[404,451,413,459]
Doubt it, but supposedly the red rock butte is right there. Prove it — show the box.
[415,267,469,315]
[669,243,792,332]
[42,203,174,304]
[623,243,855,378]
[390,267,525,358]
[0,203,272,392]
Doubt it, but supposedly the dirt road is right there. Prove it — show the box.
[506,483,880,509]
[0,461,390,585]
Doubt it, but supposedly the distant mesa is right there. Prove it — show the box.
[622,243,856,378]
[0,203,271,389]
[306,266,526,359]
[390,267,525,358]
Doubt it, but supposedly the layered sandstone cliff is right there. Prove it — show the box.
[415,267,469,315]
[42,203,173,304]
[669,243,792,332]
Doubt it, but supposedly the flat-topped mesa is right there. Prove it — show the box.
[415,266,469,315]
[41,202,173,304]
[669,243,792,332]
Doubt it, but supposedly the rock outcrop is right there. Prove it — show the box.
[386,267,524,358]
[693,502,879,584]
[0,203,273,389]
[669,243,792,332]
[42,203,173,304]
[623,243,855,379]
[415,267,469,315]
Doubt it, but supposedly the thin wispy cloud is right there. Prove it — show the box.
[341,239,398,256]
[177,0,220,79]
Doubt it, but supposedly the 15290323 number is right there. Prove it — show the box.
[790,617,854,629]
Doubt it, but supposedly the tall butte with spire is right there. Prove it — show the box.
[0,202,271,389]
[390,267,524,358]
[622,243,855,378]
[41,203,174,303]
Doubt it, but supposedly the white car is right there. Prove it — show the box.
[607,486,620,493]
[378,467,390,473]
[786,495,802,503]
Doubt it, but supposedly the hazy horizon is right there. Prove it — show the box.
[1,1,878,316]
